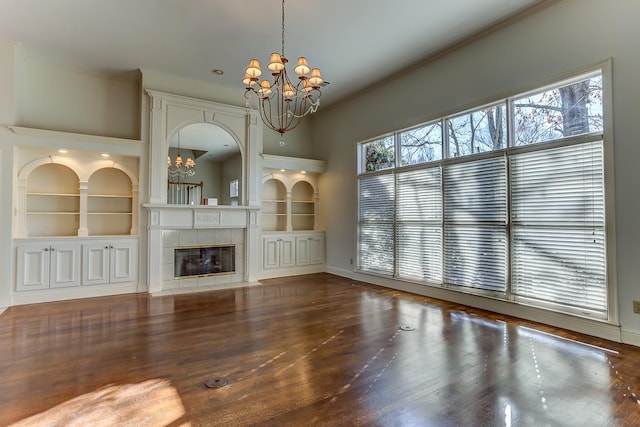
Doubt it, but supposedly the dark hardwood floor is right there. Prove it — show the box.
[1,273,639,426]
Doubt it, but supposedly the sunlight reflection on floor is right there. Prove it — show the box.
[9,379,189,427]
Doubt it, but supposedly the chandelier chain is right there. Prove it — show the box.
[281,0,285,56]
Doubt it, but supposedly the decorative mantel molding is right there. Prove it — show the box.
[143,204,260,229]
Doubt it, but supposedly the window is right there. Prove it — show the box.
[230,178,239,206]
[362,136,395,172]
[400,121,442,166]
[443,157,507,292]
[446,102,507,157]
[357,174,394,276]
[396,167,442,283]
[513,71,603,146]
[356,67,608,320]
[511,142,606,314]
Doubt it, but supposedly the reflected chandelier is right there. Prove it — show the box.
[167,130,196,181]
[243,0,324,141]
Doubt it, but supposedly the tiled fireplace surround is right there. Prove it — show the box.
[162,228,245,292]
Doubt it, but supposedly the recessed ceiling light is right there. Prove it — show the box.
[101,153,110,158]
[211,69,224,75]
[280,169,286,172]
[57,149,68,154]
[300,170,307,174]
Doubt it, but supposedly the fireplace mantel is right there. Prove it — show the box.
[143,204,261,229]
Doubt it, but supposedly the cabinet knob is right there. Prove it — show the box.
[50,247,55,251]
[43,248,49,252]
[105,246,110,249]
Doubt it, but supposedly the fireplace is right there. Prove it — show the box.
[174,245,235,278]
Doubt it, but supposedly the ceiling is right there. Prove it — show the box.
[0,0,543,108]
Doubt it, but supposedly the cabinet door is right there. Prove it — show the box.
[263,237,280,269]
[279,236,296,268]
[309,235,325,265]
[296,236,311,266]
[110,240,137,284]
[16,245,50,291]
[83,243,110,286]
[49,243,81,288]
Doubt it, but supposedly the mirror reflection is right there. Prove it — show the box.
[167,123,242,206]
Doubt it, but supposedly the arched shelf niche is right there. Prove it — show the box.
[15,157,140,238]
[262,178,287,231]
[291,181,315,231]
[24,163,80,237]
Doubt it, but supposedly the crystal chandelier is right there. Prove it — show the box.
[167,130,196,181]
[243,0,323,142]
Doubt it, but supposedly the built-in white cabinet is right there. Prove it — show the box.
[263,235,296,269]
[11,135,141,304]
[296,234,325,266]
[83,239,138,285]
[261,231,325,278]
[260,156,326,279]
[16,242,81,291]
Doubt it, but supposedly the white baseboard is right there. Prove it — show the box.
[621,328,640,347]
[259,265,326,280]
[11,283,139,306]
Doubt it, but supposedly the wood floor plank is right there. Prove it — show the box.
[1,273,639,426]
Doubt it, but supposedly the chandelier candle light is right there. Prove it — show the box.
[243,0,323,145]
[167,130,196,181]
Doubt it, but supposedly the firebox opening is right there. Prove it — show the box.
[174,245,235,278]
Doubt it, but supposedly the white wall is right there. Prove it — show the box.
[312,0,640,343]
[0,40,17,309]
[15,50,141,140]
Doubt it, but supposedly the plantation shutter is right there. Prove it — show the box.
[358,173,394,276]
[396,167,442,282]
[443,157,507,291]
[511,141,606,314]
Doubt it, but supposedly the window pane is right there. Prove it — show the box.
[400,122,442,166]
[512,227,606,312]
[443,157,507,223]
[358,174,394,222]
[358,223,394,276]
[444,225,507,292]
[398,225,442,282]
[511,142,605,225]
[396,168,442,222]
[363,136,395,172]
[447,103,507,158]
[514,72,603,146]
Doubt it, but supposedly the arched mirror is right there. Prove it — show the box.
[167,123,242,206]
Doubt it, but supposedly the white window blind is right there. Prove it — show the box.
[443,157,507,291]
[396,168,442,282]
[358,174,394,276]
[511,141,606,313]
